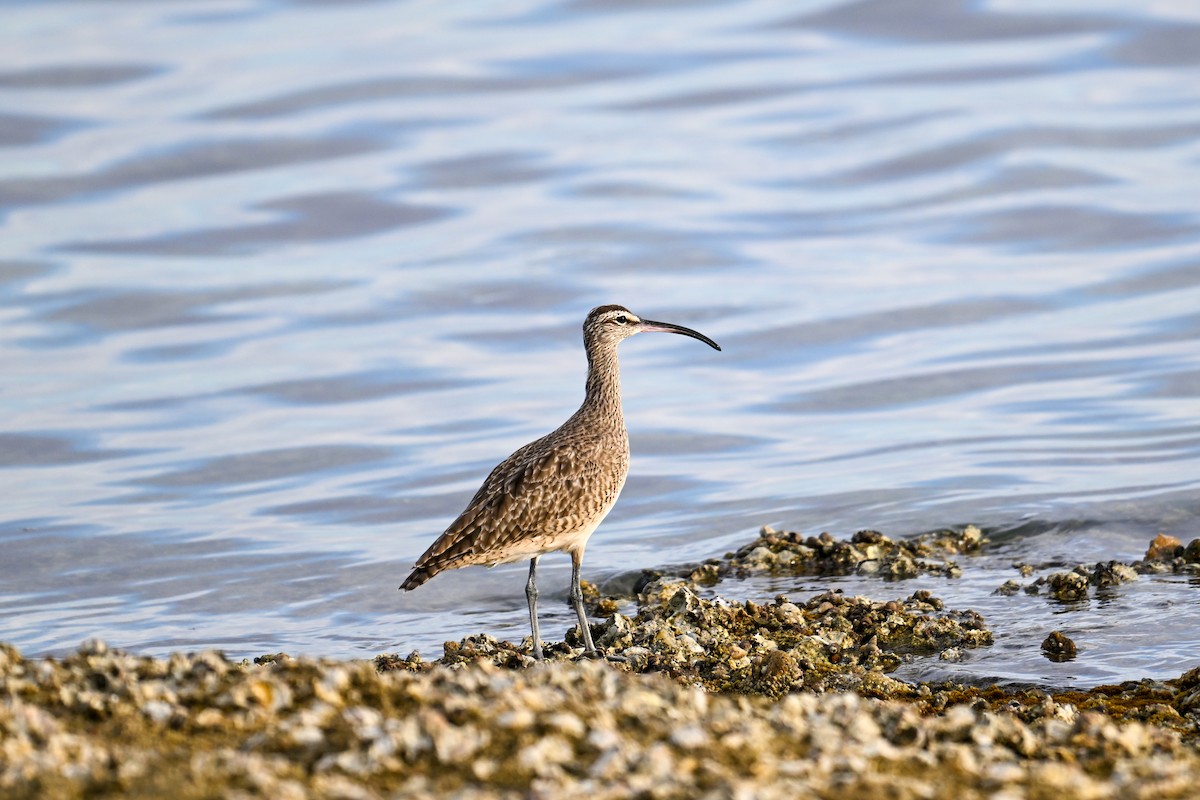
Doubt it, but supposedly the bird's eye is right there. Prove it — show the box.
[614,314,629,325]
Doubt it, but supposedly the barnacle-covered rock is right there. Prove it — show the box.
[610,582,989,696]
[715,525,984,582]
[1043,570,1090,601]
[1042,631,1078,662]
[7,526,1199,798]
[1185,539,1200,563]
[4,640,1200,799]
[1136,536,1200,576]
[414,578,992,699]
[1027,561,1137,604]
[993,579,1022,596]
[1023,561,1140,602]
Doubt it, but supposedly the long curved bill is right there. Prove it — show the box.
[639,318,721,351]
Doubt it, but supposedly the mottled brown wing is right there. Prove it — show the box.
[400,432,611,589]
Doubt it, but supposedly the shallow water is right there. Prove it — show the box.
[2,0,1199,686]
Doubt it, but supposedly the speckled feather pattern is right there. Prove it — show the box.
[402,406,629,585]
[400,306,635,589]
[399,306,718,665]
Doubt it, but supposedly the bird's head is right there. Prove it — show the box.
[584,304,721,352]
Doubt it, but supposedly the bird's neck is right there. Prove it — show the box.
[582,344,624,418]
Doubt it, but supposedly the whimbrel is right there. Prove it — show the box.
[400,304,720,660]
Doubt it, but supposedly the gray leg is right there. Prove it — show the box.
[570,550,598,657]
[526,556,544,660]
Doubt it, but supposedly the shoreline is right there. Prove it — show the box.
[4,526,1199,798]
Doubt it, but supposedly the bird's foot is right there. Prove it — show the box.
[526,639,545,662]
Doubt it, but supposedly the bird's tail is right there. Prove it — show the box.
[399,567,434,591]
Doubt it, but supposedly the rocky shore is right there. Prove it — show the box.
[4,526,1199,798]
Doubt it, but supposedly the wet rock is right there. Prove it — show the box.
[1091,560,1138,588]
[1042,631,1078,662]
[253,652,291,666]
[1045,571,1089,601]
[993,579,1022,596]
[1012,561,1036,577]
[421,578,992,698]
[1145,533,1183,561]
[995,538,1198,605]
[1134,535,1200,576]
[1031,561,1139,602]
[715,525,985,582]
[1184,539,1200,564]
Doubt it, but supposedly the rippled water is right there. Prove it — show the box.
[3,0,1199,686]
